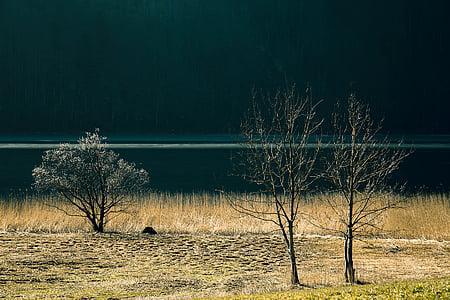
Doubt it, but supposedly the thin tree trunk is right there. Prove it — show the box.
[346,128,356,284]
[344,236,349,282]
[345,227,355,284]
[92,221,101,233]
[87,214,101,233]
[345,189,356,284]
[98,206,105,233]
[97,222,104,233]
[288,222,300,285]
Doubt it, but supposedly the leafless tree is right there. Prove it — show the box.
[32,130,149,233]
[320,94,410,284]
[232,84,322,285]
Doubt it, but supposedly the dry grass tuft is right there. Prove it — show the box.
[0,193,449,239]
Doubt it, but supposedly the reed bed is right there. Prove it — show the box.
[0,192,449,240]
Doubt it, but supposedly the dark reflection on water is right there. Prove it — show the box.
[0,146,449,197]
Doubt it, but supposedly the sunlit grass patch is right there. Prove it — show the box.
[211,277,450,299]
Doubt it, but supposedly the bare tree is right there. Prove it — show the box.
[232,84,322,285]
[32,130,149,233]
[321,94,410,284]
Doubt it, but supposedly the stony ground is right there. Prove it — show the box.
[0,232,449,299]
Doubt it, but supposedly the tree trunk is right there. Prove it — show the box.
[98,207,105,233]
[344,228,356,284]
[90,217,103,233]
[97,222,104,233]
[288,222,300,285]
[92,222,101,233]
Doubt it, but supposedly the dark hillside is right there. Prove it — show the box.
[0,0,449,134]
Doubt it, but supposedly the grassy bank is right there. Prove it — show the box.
[215,277,450,300]
[1,193,449,239]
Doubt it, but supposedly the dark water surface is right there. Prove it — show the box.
[0,135,449,196]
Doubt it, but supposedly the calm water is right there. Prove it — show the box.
[0,135,449,196]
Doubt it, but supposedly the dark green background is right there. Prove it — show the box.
[1,0,449,134]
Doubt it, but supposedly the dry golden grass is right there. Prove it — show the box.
[0,232,449,299]
[0,193,449,299]
[384,194,450,239]
[0,192,449,239]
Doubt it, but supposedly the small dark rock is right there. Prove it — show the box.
[142,227,157,234]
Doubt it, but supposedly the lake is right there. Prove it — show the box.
[0,135,449,197]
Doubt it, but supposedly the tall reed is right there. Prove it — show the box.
[0,192,448,239]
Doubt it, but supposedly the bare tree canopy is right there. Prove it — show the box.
[320,94,411,284]
[32,130,149,233]
[232,84,322,285]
